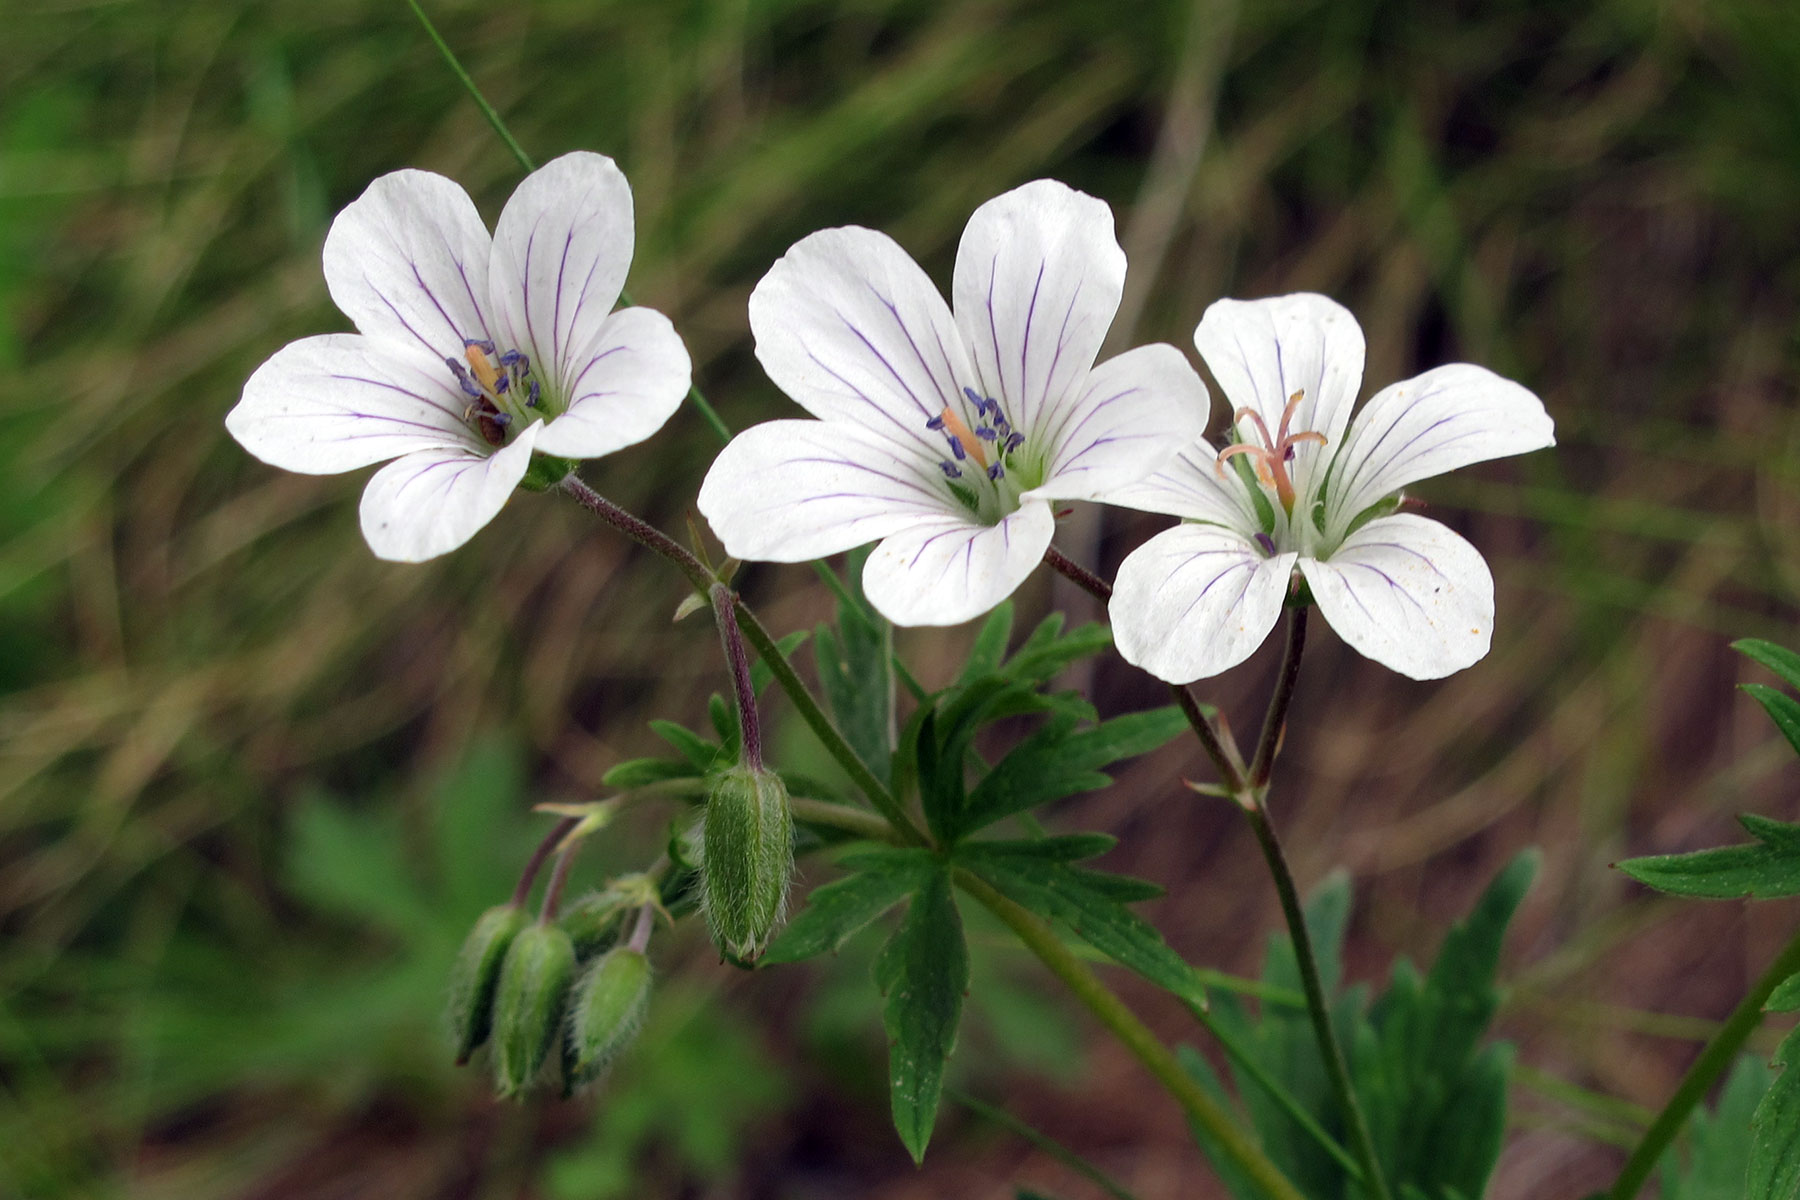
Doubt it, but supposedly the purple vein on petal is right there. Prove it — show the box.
[803,340,935,450]
[368,281,439,359]
[567,343,630,402]
[326,373,462,420]
[1344,560,1430,618]
[1019,260,1045,420]
[859,286,958,414]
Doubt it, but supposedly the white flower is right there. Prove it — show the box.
[1103,293,1555,682]
[226,151,691,562]
[697,179,1208,626]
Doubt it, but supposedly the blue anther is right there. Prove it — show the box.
[949,438,967,461]
[962,386,983,406]
[490,411,513,428]
[498,349,523,367]
[1254,532,1277,557]
[975,426,998,441]
[456,375,483,399]
[939,460,962,479]
[493,373,510,394]
[993,416,1010,436]
[464,337,496,354]
[926,414,946,431]
[526,380,541,407]
[1005,432,1025,452]
[987,462,1005,481]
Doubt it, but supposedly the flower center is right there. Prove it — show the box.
[1213,388,1327,515]
[926,387,1030,520]
[447,339,541,448]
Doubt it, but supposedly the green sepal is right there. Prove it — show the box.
[491,922,577,1097]
[519,453,579,492]
[877,866,967,1163]
[447,903,530,1065]
[562,947,652,1091]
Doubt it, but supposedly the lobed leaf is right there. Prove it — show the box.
[1751,1028,1800,1200]
[876,867,968,1163]
[760,849,932,965]
[961,706,1188,833]
[1619,815,1800,899]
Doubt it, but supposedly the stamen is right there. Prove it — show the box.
[926,414,946,431]
[939,460,962,479]
[948,438,967,462]
[975,426,998,441]
[1254,532,1277,556]
[936,406,989,469]
[464,343,501,394]
[987,462,1005,481]
[525,380,541,408]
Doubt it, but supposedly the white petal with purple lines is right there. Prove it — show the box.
[489,151,635,401]
[699,419,953,563]
[1297,513,1493,680]
[1033,342,1208,501]
[1324,363,1554,537]
[1109,524,1297,683]
[227,333,475,473]
[953,180,1124,441]
[862,502,1056,627]
[323,169,494,361]
[359,421,543,562]
[1100,437,1264,532]
[750,225,975,457]
[536,307,691,458]
[1194,293,1364,507]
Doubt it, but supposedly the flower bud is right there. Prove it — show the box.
[557,890,629,959]
[490,922,576,1097]
[447,904,529,1065]
[563,947,652,1090]
[701,764,793,960]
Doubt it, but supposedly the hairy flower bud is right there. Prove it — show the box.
[701,764,793,960]
[490,923,577,1096]
[563,947,652,1090]
[447,904,529,1065]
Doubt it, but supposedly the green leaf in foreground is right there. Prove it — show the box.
[1736,638,1800,695]
[960,706,1188,833]
[1618,815,1800,899]
[876,866,968,1163]
[1751,1030,1800,1200]
[958,842,1197,1003]
[1659,1055,1769,1200]
[759,849,931,965]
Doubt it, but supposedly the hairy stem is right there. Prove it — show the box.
[711,583,762,768]
[955,868,1305,1200]
[1608,922,1800,1199]
[1249,607,1306,787]
[1043,543,1113,603]
[787,797,898,843]
[537,842,580,923]
[511,817,578,907]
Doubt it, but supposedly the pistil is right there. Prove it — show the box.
[1214,388,1327,514]
[447,339,539,448]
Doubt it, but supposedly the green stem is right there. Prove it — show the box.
[950,1085,1142,1200]
[403,0,536,173]
[1608,922,1800,1199]
[954,869,1305,1200]
[1248,607,1306,788]
[1185,999,1365,1183]
[1241,796,1392,1200]
[787,796,897,844]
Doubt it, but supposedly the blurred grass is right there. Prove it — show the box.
[5,0,1800,1195]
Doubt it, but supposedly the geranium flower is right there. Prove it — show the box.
[226,151,690,561]
[1104,293,1554,682]
[697,180,1207,625]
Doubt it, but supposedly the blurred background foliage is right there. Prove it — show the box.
[5,0,1800,1195]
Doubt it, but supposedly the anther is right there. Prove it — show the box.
[939,460,962,479]
[987,463,1005,481]
[525,380,541,408]
[926,414,946,431]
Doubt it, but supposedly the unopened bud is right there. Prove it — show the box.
[701,764,793,960]
[563,947,652,1089]
[447,904,529,1065]
[490,923,576,1097]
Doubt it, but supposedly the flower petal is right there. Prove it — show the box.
[534,307,691,458]
[1032,342,1209,501]
[1108,524,1296,683]
[323,169,494,362]
[1323,363,1555,536]
[698,419,954,562]
[749,226,974,457]
[862,502,1056,627]
[358,421,541,562]
[488,151,635,401]
[1298,513,1494,680]
[1193,293,1365,506]
[952,179,1125,439]
[227,333,478,474]
[1098,437,1263,533]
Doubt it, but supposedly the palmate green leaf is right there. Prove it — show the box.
[958,844,1198,1003]
[1619,814,1800,899]
[1736,638,1800,694]
[876,866,968,1164]
[961,706,1188,833]
[1751,1029,1800,1200]
[1001,612,1113,685]
[1661,1056,1770,1200]
[958,601,1015,685]
[759,849,933,965]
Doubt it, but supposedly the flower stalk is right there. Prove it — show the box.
[711,582,762,768]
